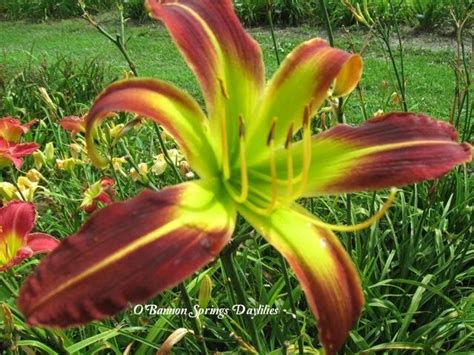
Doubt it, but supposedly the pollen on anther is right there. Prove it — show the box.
[217,78,230,99]
[285,123,294,149]
[238,115,246,138]
[266,117,277,146]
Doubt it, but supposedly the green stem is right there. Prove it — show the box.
[9,167,26,201]
[267,3,281,65]
[378,21,407,112]
[220,250,264,353]
[318,0,334,47]
[279,257,304,355]
[178,283,209,355]
[154,124,183,183]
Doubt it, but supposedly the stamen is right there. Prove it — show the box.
[235,116,249,203]
[225,118,280,214]
[217,78,230,180]
[217,78,230,99]
[285,123,294,199]
[301,188,398,232]
[265,117,278,212]
[294,105,312,198]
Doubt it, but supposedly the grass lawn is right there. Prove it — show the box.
[0,13,472,355]
[0,17,464,120]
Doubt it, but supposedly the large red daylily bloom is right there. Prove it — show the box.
[0,138,39,169]
[0,201,59,272]
[18,1,472,353]
[0,117,38,143]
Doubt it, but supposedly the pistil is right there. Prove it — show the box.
[294,105,312,198]
[300,188,398,232]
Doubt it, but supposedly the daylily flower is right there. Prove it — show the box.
[0,138,39,169]
[0,201,59,271]
[55,157,83,172]
[0,117,38,143]
[18,1,471,354]
[0,169,44,203]
[151,154,167,176]
[112,156,128,176]
[32,142,55,170]
[59,116,86,136]
[80,177,116,213]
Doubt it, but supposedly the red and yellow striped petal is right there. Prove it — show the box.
[0,117,37,143]
[85,79,217,177]
[303,113,472,195]
[239,205,363,355]
[251,113,471,196]
[247,38,362,157]
[59,116,86,136]
[0,139,39,169]
[145,0,264,159]
[18,180,236,327]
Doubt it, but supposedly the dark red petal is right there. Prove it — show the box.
[26,233,60,254]
[59,116,86,135]
[18,181,235,327]
[1,201,36,240]
[308,113,472,194]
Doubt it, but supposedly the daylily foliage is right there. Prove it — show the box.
[0,201,59,272]
[18,0,471,353]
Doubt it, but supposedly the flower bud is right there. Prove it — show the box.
[198,274,212,309]
[151,154,167,176]
[44,142,55,163]
[70,143,83,160]
[26,169,42,183]
[158,328,192,355]
[138,162,148,175]
[33,151,45,170]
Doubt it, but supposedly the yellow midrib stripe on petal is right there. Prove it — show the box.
[252,139,462,184]
[342,140,461,160]
[29,217,188,313]
[170,3,226,81]
[169,3,232,165]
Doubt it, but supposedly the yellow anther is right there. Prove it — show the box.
[235,116,249,203]
[285,123,294,199]
[301,188,398,232]
[217,78,230,100]
[266,117,277,146]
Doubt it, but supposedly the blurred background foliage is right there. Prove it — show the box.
[0,0,472,31]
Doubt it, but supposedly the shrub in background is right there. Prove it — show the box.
[1,56,113,118]
[0,0,115,21]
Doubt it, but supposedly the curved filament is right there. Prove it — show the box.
[300,188,398,232]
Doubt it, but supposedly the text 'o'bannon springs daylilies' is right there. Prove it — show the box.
[0,0,470,354]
